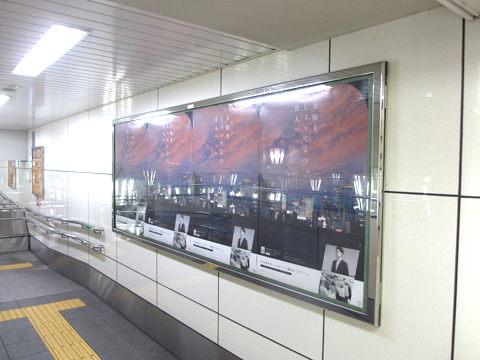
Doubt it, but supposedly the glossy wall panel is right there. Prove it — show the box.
[51,119,68,171]
[88,173,115,259]
[462,19,480,197]
[331,7,462,195]
[218,317,308,360]
[67,112,90,173]
[67,171,90,262]
[117,90,158,119]
[222,41,329,95]
[117,263,156,305]
[49,171,69,255]
[219,274,324,359]
[88,104,116,175]
[116,233,157,280]
[454,198,480,359]
[89,249,117,282]
[156,282,218,343]
[324,193,457,360]
[15,166,31,204]
[157,71,221,109]
[157,251,218,311]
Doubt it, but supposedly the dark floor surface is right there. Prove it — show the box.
[0,251,179,360]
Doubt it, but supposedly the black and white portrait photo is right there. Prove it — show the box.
[175,214,190,234]
[231,226,254,251]
[322,244,360,278]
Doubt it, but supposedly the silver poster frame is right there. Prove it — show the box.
[112,62,386,326]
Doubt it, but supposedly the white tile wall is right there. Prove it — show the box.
[16,167,33,204]
[219,274,324,359]
[67,171,90,262]
[89,248,117,281]
[157,251,218,311]
[88,104,115,174]
[49,171,68,219]
[48,171,68,254]
[117,90,158,119]
[324,193,457,360]
[222,41,330,95]
[218,317,308,360]
[331,7,462,195]
[222,42,330,96]
[454,198,480,359]
[116,233,156,280]
[88,173,115,259]
[462,19,480,197]
[157,71,221,109]
[157,282,218,343]
[67,112,90,173]
[118,263,156,305]
[51,119,68,171]
[37,169,52,216]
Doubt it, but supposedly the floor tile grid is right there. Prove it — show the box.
[0,251,179,360]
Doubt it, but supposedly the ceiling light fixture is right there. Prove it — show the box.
[437,0,479,21]
[0,95,11,108]
[12,25,89,77]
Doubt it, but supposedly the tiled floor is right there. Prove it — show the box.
[0,251,179,360]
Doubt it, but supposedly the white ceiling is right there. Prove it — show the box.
[0,0,446,130]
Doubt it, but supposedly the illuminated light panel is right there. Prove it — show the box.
[12,25,88,77]
[0,95,10,107]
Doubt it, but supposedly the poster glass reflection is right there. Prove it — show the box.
[113,62,386,325]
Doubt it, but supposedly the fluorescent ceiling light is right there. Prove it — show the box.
[0,95,10,108]
[12,25,88,77]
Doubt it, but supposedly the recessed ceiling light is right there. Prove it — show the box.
[0,95,11,108]
[12,25,89,77]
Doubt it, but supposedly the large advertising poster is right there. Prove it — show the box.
[32,146,44,197]
[113,63,386,325]
[188,103,259,266]
[256,80,369,304]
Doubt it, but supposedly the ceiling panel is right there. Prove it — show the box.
[0,0,276,130]
[0,0,444,130]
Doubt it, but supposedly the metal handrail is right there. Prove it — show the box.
[0,192,104,234]
[26,218,104,253]
[0,191,104,253]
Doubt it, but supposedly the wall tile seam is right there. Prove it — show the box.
[219,314,312,360]
[384,190,470,198]
[43,169,113,175]
[450,18,465,360]
[115,261,157,282]
[157,280,218,313]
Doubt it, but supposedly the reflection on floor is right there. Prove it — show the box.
[0,251,179,360]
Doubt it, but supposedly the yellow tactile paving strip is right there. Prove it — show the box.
[0,262,33,271]
[0,299,101,360]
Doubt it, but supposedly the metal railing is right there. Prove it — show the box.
[0,191,104,253]
[27,217,104,252]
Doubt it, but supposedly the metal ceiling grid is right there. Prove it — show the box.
[0,0,277,130]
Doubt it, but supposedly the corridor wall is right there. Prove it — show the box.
[0,6,478,359]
